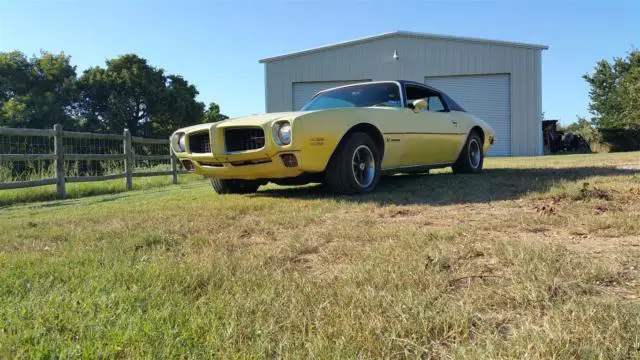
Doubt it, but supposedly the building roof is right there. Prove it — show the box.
[259,31,548,63]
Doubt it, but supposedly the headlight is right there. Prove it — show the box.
[273,121,292,145]
[172,132,186,153]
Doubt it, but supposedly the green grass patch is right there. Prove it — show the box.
[1,152,639,358]
[0,174,204,207]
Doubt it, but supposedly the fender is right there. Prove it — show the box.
[325,122,386,169]
[454,126,486,161]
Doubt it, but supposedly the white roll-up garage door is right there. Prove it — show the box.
[426,74,511,156]
[292,80,370,111]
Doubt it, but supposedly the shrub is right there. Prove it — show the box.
[600,128,640,152]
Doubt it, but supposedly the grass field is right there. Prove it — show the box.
[1,152,639,359]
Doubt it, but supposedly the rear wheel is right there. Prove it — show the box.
[325,132,380,194]
[452,132,484,174]
[209,178,260,194]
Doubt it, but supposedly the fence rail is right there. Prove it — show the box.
[0,124,184,198]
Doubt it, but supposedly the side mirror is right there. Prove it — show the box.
[412,99,428,113]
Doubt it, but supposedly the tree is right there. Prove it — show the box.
[565,116,599,144]
[78,54,205,136]
[201,102,228,123]
[76,66,109,132]
[0,51,32,104]
[78,54,166,135]
[1,51,217,136]
[0,51,78,129]
[583,49,640,129]
[618,64,640,126]
[148,75,205,135]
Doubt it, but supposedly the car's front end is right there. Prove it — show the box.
[171,112,314,181]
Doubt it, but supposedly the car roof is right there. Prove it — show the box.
[316,80,443,94]
[397,80,442,93]
[308,80,466,112]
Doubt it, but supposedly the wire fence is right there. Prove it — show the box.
[0,125,185,198]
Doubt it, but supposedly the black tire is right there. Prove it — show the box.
[452,132,484,174]
[209,178,260,194]
[324,132,381,194]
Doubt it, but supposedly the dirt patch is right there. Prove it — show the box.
[617,164,640,171]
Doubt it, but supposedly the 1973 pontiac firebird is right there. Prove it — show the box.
[171,80,496,194]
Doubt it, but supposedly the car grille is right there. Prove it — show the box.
[188,132,211,153]
[225,128,265,152]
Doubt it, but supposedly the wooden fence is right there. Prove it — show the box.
[0,124,183,198]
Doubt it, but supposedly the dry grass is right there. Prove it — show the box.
[1,152,639,358]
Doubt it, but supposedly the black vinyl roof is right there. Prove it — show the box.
[398,80,441,92]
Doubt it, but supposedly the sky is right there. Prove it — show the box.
[1,0,639,124]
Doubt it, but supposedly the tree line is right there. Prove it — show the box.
[0,51,227,137]
[566,49,640,151]
[2,48,638,148]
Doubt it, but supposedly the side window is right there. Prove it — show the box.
[405,85,447,112]
[428,96,445,112]
[405,85,430,103]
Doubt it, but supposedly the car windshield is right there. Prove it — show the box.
[301,83,402,111]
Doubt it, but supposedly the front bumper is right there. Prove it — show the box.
[177,151,305,180]
[485,134,495,154]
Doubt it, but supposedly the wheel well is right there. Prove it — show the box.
[470,126,485,144]
[341,123,385,159]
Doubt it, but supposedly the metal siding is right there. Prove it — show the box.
[292,80,371,111]
[426,75,511,156]
[535,51,543,155]
[264,36,543,155]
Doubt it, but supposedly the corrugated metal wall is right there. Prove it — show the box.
[263,35,543,156]
[426,74,511,157]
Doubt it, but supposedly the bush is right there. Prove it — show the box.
[600,128,640,152]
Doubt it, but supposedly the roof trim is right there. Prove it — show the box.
[259,31,548,63]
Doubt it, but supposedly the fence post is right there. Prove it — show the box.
[53,124,66,199]
[170,150,178,184]
[123,129,133,190]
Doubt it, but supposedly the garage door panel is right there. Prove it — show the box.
[292,80,370,111]
[426,74,511,156]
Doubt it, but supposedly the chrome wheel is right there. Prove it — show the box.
[351,145,376,188]
[468,139,481,169]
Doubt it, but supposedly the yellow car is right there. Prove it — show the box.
[171,80,496,194]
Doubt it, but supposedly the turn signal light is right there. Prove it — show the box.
[280,154,298,167]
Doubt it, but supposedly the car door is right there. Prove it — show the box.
[403,85,466,165]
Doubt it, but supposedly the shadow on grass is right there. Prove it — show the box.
[255,167,639,206]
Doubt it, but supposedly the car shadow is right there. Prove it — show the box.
[254,167,639,206]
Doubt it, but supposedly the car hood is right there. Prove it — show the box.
[216,112,304,127]
[175,112,308,134]
[192,111,308,131]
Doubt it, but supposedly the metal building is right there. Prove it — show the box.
[259,31,548,156]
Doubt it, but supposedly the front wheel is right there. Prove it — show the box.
[452,132,484,174]
[324,132,380,194]
[209,178,260,194]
